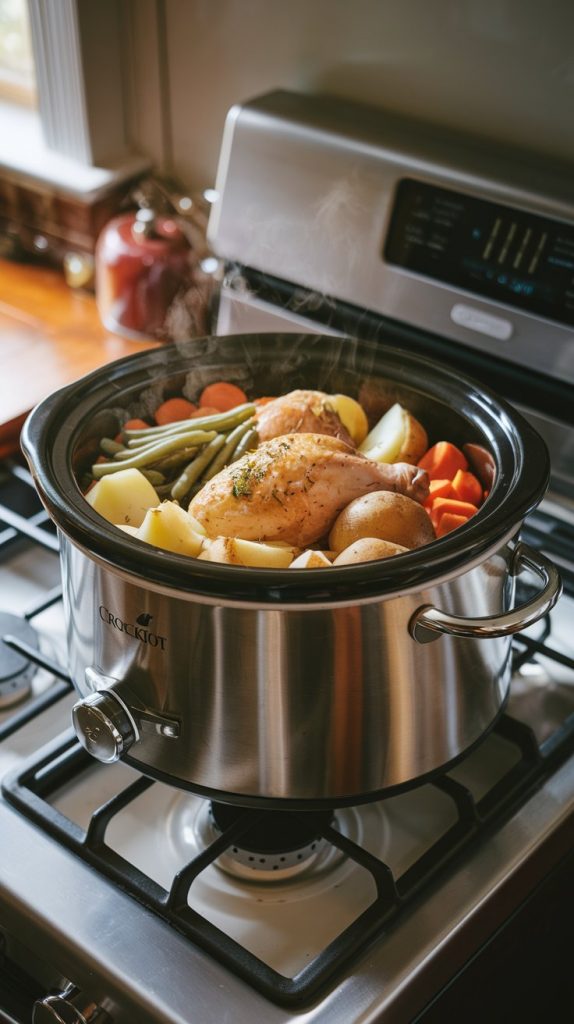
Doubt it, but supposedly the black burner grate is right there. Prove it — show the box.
[3,677,573,1007]
[0,462,72,740]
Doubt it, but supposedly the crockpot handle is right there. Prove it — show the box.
[410,541,562,644]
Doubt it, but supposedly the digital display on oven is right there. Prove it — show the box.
[383,178,574,327]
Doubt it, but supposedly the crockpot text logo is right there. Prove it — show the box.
[99,606,167,650]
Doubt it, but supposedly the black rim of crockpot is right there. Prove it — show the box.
[21,332,550,605]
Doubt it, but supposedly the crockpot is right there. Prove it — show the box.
[21,333,561,807]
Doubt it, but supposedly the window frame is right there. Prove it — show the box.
[27,0,129,167]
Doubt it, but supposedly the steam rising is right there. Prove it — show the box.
[114,333,372,426]
[233,165,376,312]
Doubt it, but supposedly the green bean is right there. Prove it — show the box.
[202,419,256,482]
[91,430,217,477]
[107,430,212,464]
[141,469,166,486]
[230,426,259,463]
[155,482,176,498]
[100,437,126,457]
[147,447,199,472]
[110,438,198,463]
[170,434,226,502]
[123,403,256,441]
[111,443,163,461]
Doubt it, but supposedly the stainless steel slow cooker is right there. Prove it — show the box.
[21,333,561,806]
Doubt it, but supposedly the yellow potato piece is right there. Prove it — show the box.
[201,537,300,568]
[86,468,159,528]
[290,549,333,568]
[136,501,206,557]
[329,394,369,445]
[116,524,140,537]
[359,403,405,462]
[359,402,428,465]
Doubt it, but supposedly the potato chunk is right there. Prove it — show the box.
[136,501,206,556]
[86,468,159,528]
[359,402,428,465]
[329,394,369,445]
[289,549,333,568]
[200,537,300,568]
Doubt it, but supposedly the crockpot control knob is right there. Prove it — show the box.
[72,690,137,764]
[33,985,111,1022]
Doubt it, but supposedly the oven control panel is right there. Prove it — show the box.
[384,179,574,329]
[209,88,574,386]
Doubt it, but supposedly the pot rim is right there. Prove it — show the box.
[21,332,550,605]
[58,521,521,610]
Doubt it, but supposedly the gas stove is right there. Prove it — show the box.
[0,459,573,1023]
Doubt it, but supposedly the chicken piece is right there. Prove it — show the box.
[256,389,354,445]
[189,433,428,547]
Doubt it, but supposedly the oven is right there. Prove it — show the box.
[1,88,574,1023]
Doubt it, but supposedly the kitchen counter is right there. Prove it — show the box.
[0,259,161,458]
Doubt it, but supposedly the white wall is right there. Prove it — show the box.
[126,0,574,192]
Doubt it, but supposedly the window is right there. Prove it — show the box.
[0,0,36,106]
[0,0,149,193]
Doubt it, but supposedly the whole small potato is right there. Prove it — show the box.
[333,538,409,565]
[329,491,435,552]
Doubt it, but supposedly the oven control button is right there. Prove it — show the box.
[72,691,137,763]
[450,303,513,340]
[33,986,111,1022]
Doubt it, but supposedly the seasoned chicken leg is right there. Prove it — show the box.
[189,433,428,546]
[256,389,354,445]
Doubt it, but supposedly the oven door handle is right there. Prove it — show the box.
[410,542,562,644]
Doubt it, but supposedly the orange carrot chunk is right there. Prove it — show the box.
[451,469,483,506]
[424,478,455,507]
[199,381,248,412]
[154,398,197,425]
[417,441,469,481]
[436,512,471,538]
[429,496,479,529]
[189,405,220,418]
[122,418,150,431]
[115,417,150,441]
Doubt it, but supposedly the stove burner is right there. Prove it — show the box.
[0,611,39,708]
[209,802,334,875]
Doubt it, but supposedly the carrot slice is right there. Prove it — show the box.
[115,417,150,441]
[122,418,150,431]
[189,405,220,418]
[199,381,248,412]
[429,496,479,529]
[451,469,483,506]
[154,398,197,425]
[417,441,468,481]
[423,478,455,507]
[436,512,471,538]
